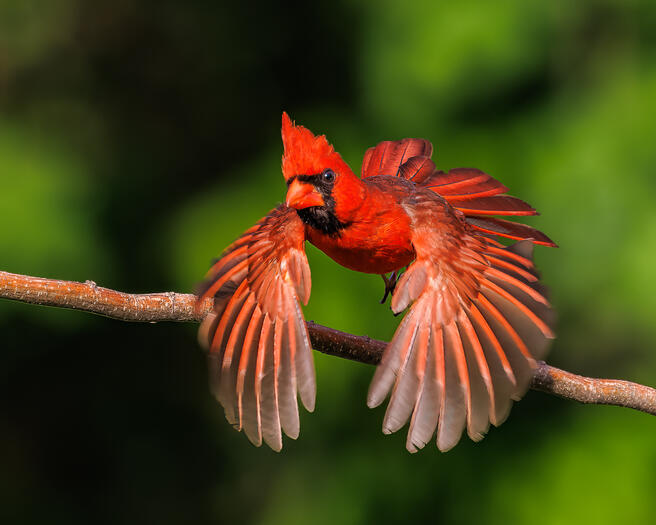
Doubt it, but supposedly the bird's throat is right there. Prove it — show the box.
[296,206,351,237]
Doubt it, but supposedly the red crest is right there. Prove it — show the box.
[281,112,351,181]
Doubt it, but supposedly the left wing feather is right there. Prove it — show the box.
[368,190,555,452]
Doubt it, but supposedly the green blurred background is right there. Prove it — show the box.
[1,0,655,523]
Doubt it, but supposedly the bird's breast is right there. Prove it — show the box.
[306,205,415,274]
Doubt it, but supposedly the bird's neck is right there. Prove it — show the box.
[332,174,367,223]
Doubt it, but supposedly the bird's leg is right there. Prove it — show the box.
[379,271,398,304]
[379,273,391,304]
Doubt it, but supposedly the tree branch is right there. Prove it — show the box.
[1,270,655,416]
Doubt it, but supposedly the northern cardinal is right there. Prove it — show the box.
[197,113,555,452]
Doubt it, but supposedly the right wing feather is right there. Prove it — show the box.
[197,205,315,451]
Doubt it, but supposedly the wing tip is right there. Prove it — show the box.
[285,428,300,440]
[436,436,461,453]
[366,389,387,409]
[264,436,284,452]
[405,439,425,454]
[301,393,316,413]
[466,427,488,443]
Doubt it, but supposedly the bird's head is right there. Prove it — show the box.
[281,112,364,234]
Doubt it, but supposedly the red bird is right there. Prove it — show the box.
[197,113,555,452]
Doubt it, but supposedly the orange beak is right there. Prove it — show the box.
[285,179,325,209]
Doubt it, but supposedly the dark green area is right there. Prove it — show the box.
[1,1,655,523]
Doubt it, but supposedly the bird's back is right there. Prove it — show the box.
[361,138,556,247]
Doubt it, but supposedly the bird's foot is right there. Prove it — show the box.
[379,272,399,304]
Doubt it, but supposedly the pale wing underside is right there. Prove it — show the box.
[197,206,315,451]
[367,191,554,452]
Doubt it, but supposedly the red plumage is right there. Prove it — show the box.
[198,113,556,452]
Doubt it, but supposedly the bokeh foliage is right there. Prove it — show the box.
[1,1,655,523]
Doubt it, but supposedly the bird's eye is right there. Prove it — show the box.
[322,169,336,183]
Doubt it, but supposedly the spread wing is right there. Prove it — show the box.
[367,190,554,452]
[197,205,315,451]
[422,168,556,246]
[361,139,556,247]
[361,138,433,180]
